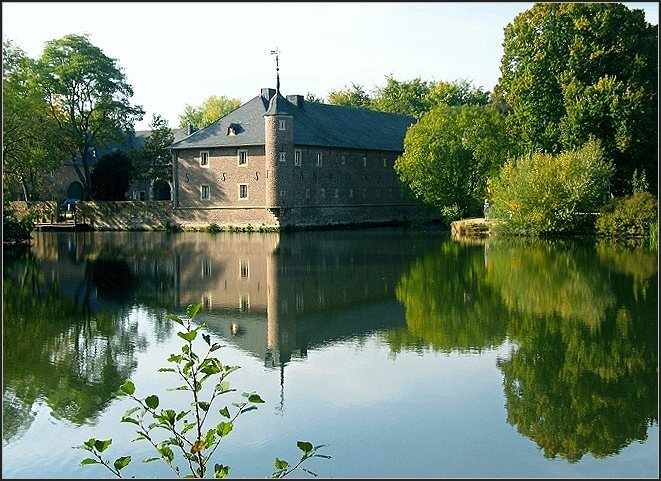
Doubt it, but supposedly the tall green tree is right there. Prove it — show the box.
[2,38,66,201]
[34,33,144,200]
[327,82,373,109]
[131,114,174,189]
[91,150,134,201]
[394,103,513,222]
[495,3,658,195]
[178,95,241,129]
[371,75,436,119]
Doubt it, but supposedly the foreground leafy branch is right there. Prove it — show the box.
[75,303,330,478]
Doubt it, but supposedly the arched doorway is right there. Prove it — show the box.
[66,181,84,200]
[153,180,171,200]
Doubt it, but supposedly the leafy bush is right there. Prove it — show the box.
[2,203,33,245]
[76,303,329,478]
[490,140,613,235]
[205,223,222,233]
[595,191,658,237]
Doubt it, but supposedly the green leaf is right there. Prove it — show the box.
[216,421,233,437]
[197,401,210,412]
[120,381,135,395]
[142,457,160,464]
[219,407,230,419]
[297,441,313,453]
[145,395,159,410]
[214,463,230,478]
[94,439,112,453]
[247,393,265,404]
[80,458,99,466]
[178,330,197,342]
[158,367,176,373]
[113,456,131,470]
[202,333,211,345]
[187,303,201,319]
[166,314,184,326]
[274,458,288,469]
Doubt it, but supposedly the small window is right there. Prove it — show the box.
[200,151,209,167]
[363,188,367,198]
[349,189,354,198]
[334,188,339,198]
[341,155,346,165]
[201,185,210,200]
[239,184,248,199]
[363,157,367,167]
[278,119,286,130]
[240,260,249,278]
[294,149,302,166]
[202,259,211,277]
[279,189,286,197]
[238,150,248,165]
[305,188,310,198]
[320,188,325,198]
[383,158,387,167]
[279,151,287,162]
[240,295,250,312]
[316,152,322,167]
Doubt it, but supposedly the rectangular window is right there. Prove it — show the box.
[316,152,323,167]
[278,119,286,130]
[341,155,346,165]
[202,260,211,277]
[349,189,354,198]
[383,158,387,167]
[240,260,249,278]
[201,185,210,200]
[238,150,248,165]
[239,184,248,199]
[294,149,302,166]
[363,157,367,167]
[240,295,250,312]
[305,188,310,198]
[334,188,339,198]
[200,151,209,167]
[279,151,287,162]
[320,188,325,198]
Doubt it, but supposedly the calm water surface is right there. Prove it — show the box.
[2,228,658,478]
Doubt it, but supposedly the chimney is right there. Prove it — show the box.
[286,95,304,109]
[261,88,276,102]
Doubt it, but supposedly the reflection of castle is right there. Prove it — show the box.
[169,230,434,368]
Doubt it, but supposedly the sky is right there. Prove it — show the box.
[3,2,658,131]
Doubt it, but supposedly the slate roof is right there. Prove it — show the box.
[167,91,416,153]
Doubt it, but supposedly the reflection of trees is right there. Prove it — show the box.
[487,238,617,331]
[392,239,509,354]
[2,248,147,445]
[492,238,658,462]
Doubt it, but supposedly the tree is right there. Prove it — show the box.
[34,33,145,200]
[426,79,490,108]
[131,114,175,194]
[496,3,658,195]
[2,38,66,201]
[394,103,513,222]
[91,151,134,201]
[178,95,241,129]
[371,75,436,119]
[304,92,325,103]
[327,82,373,109]
[490,139,614,235]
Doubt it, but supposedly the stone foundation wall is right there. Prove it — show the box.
[9,200,440,232]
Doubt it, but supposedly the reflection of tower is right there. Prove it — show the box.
[266,247,297,414]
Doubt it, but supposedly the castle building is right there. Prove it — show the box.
[167,85,439,230]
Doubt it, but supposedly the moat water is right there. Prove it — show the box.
[2,228,658,478]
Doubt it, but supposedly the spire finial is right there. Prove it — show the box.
[270,47,280,94]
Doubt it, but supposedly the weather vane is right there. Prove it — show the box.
[270,47,280,93]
